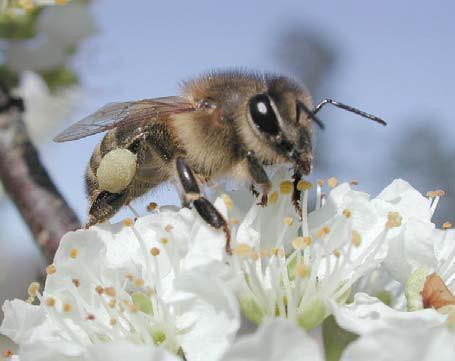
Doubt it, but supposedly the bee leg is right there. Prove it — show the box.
[246,151,271,207]
[86,190,128,227]
[175,157,232,254]
[292,169,303,218]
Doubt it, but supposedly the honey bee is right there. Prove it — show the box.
[54,70,386,253]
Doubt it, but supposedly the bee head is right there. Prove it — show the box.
[246,77,315,175]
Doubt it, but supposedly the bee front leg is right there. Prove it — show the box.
[175,157,232,254]
[246,151,271,206]
[292,168,303,218]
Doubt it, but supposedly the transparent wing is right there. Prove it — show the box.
[53,96,197,142]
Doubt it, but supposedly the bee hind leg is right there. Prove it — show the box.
[86,190,128,227]
[175,157,232,255]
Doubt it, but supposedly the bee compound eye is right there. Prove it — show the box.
[248,94,280,136]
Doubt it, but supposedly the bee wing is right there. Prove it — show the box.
[53,96,197,142]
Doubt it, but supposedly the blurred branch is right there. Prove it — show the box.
[0,82,80,262]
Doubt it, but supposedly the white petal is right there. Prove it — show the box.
[0,300,45,344]
[330,293,446,335]
[220,318,323,361]
[86,342,179,361]
[341,327,455,361]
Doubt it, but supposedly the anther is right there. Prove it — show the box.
[296,263,310,278]
[292,237,306,250]
[150,247,160,256]
[279,181,293,194]
[160,237,169,245]
[46,297,56,307]
[72,279,80,287]
[234,244,253,256]
[3,349,13,357]
[268,191,279,204]
[123,218,134,227]
[134,278,145,287]
[350,179,359,186]
[108,299,116,309]
[147,202,158,212]
[231,218,240,225]
[352,230,362,247]
[46,264,57,275]
[221,194,234,209]
[95,286,104,295]
[63,303,72,313]
[385,212,402,228]
[343,209,352,218]
[69,248,78,259]
[317,179,325,187]
[27,282,40,297]
[297,180,313,191]
[443,222,452,230]
[164,224,173,232]
[105,287,116,298]
[125,273,134,281]
[328,177,338,188]
[333,249,341,258]
[283,217,293,226]
[110,318,117,326]
[427,190,445,198]
[129,303,140,313]
[86,314,96,321]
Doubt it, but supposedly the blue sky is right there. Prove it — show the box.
[1,0,455,280]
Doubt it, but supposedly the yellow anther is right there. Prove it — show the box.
[316,228,325,238]
[221,194,234,209]
[279,180,293,194]
[234,244,253,256]
[343,209,352,218]
[45,297,56,307]
[95,285,104,295]
[72,279,80,288]
[147,202,158,211]
[160,237,169,245]
[443,222,453,230]
[260,249,271,257]
[108,299,116,309]
[69,248,78,259]
[297,180,313,191]
[250,252,260,261]
[110,318,117,326]
[271,247,280,256]
[231,218,240,225]
[86,314,96,321]
[350,179,359,186]
[296,263,310,278]
[317,179,325,187]
[333,249,341,258]
[123,218,134,227]
[125,273,134,281]
[268,191,279,204]
[129,303,140,313]
[328,177,338,188]
[46,264,57,275]
[283,217,294,226]
[385,211,402,229]
[352,230,362,247]
[323,225,331,234]
[427,190,445,198]
[164,224,173,232]
[292,237,306,250]
[304,236,313,246]
[150,247,160,256]
[27,282,40,297]
[134,278,145,287]
[145,287,154,297]
[3,349,13,358]
[105,287,116,298]
[63,303,72,313]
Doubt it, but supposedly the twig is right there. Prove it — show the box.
[0,83,80,263]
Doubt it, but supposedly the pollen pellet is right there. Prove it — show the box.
[279,180,293,194]
[268,191,279,204]
[123,218,134,227]
[150,247,160,256]
[297,180,313,191]
[443,222,452,230]
[292,237,306,250]
[352,230,362,247]
[234,244,253,256]
[221,194,233,209]
[296,263,310,278]
[46,264,57,275]
[27,282,40,297]
[96,148,137,193]
[147,202,158,211]
[63,303,72,313]
[328,177,338,188]
[95,285,104,295]
[105,287,116,298]
[343,209,352,218]
[69,248,78,259]
[134,278,145,287]
[283,217,293,226]
[46,297,56,307]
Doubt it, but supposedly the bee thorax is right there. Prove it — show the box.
[96,149,137,193]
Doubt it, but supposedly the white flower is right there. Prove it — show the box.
[1,204,239,361]
[225,173,402,329]
[17,71,80,144]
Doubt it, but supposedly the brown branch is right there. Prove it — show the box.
[0,83,80,263]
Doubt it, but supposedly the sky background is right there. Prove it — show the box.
[1,0,454,304]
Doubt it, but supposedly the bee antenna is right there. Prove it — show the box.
[312,99,387,126]
[297,101,325,129]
